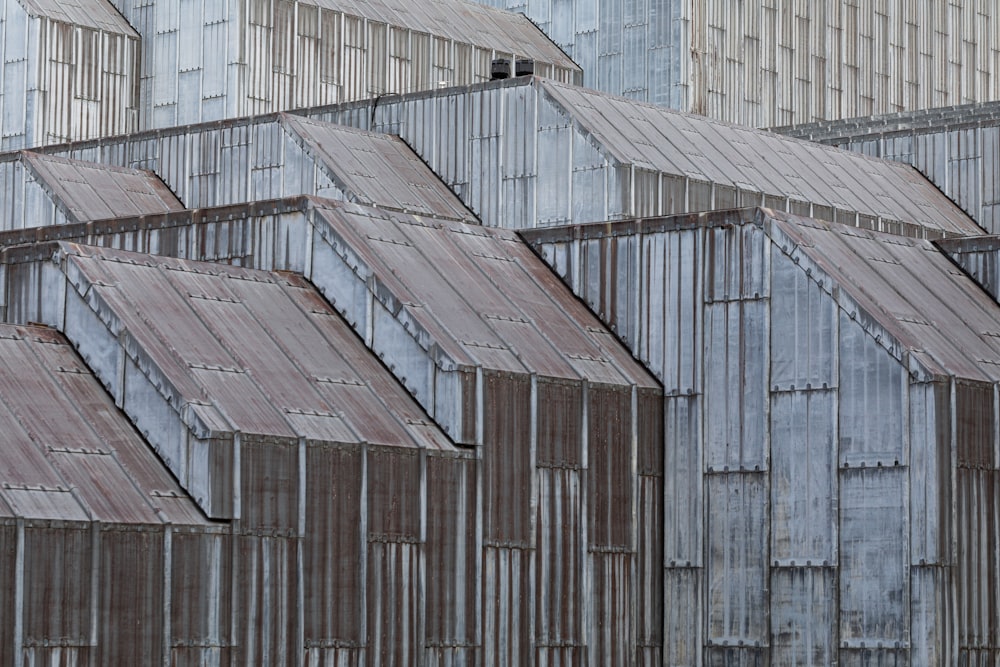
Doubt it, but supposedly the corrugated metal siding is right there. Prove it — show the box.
[111,0,579,131]
[472,0,1000,128]
[523,206,1000,663]
[0,2,139,149]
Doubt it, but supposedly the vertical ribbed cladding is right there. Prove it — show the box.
[20,524,93,665]
[535,378,585,662]
[304,443,364,662]
[636,386,664,663]
[425,452,477,664]
[0,520,12,667]
[954,380,999,665]
[95,525,166,665]
[170,526,233,665]
[482,370,532,666]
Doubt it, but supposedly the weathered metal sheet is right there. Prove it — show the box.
[771,567,837,666]
[482,372,532,544]
[236,534,297,665]
[19,0,136,35]
[482,545,531,666]
[22,524,92,649]
[21,152,184,223]
[170,529,232,656]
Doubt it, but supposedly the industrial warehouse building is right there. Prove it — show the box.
[2,0,1000,665]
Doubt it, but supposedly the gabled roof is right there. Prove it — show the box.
[16,0,138,37]
[300,0,577,70]
[314,202,657,387]
[0,323,209,524]
[22,152,184,223]
[538,80,981,237]
[767,211,1000,382]
[280,115,477,223]
[56,243,456,450]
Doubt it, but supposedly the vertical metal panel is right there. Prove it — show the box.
[482,546,531,666]
[590,551,633,666]
[771,567,837,666]
[536,465,583,648]
[587,384,632,548]
[483,372,532,543]
[957,468,1000,658]
[170,529,231,657]
[838,311,907,467]
[909,381,951,566]
[367,447,421,541]
[97,527,166,666]
[663,567,702,667]
[304,445,365,647]
[910,565,955,667]
[425,454,477,651]
[771,388,837,563]
[0,522,14,667]
[706,472,769,646]
[236,534,297,666]
[664,394,702,566]
[241,436,300,532]
[839,468,909,647]
[367,541,422,666]
[23,524,93,648]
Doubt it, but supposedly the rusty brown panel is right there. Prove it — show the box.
[171,647,234,666]
[588,384,633,548]
[236,535,297,666]
[23,524,92,647]
[637,387,664,476]
[366,541,422,666]
[171,530,232,648]
[483,546,532,666]
[956,380,994,468]
[536,466,583,648]
[957,468,1000,651]
[0,523,16,667]
[537,378,583,468]
[209,434,236,519]
[425,454,477,646]
[367,447,421,541]
[96,527,165,666]
[935,381,953,566]
[305,444,364,644]
[460,369,477,445]
[638,474,663,649]
[241,435,299,532]
[591,551,634,666]
[483,372,532,543]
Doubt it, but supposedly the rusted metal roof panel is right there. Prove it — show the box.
[538,79,981,237]
[0,323,208,525]
[16,0,137,36]
[21,152,184,223]
[280,114,477,223]
[768,211,1000,383]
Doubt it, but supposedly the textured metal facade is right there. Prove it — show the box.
[0,0,139,150]
[523,206,1000,665]
[471,0,1000,127]
[106,0,580,130]
[778,101,1000,235]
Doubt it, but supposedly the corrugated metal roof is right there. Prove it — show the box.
[0,323,209,524]
[57,242,458,450]
[766,210,1000,382]
[16,0,138,36]
[280,115,477,223]
[301,0,577,69]
[21,152,184,223]
[314,202,657,387]
[538,80,982,237]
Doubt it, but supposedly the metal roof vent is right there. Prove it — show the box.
[491,58,511,80]
[515,58,535,77]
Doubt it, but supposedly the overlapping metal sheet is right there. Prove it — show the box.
[779,101,1000,235]
[522,205,1000,664]
[303,76,982,236]
[0,0,139,149]
[471,0,1000,128]
[109,0,580,130]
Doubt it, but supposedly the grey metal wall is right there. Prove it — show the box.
[471,0,1000,128]
[0,0,139,149]
[522,207,1000,665]
[106,0,581,130]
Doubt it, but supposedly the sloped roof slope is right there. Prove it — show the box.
[56,243,455,450]
[22,152,184,223]
[16,0,138,36]
[0,323,208,525]
[767,210,1000,382]
[281,115,477,223]
[539,80,981,237]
